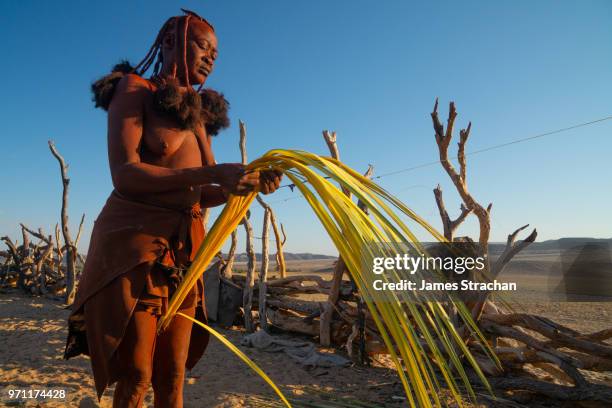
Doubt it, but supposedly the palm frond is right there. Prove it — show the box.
[158,149,496,408]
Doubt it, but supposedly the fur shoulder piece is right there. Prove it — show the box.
[199,89,230,136]
[91,61,134,111]
[91,61,230,136]
[153,78,202,131]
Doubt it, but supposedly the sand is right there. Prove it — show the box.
[1,260,611,407]
[1,292,414,408]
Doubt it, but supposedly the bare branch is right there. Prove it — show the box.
[320,129,352,345]
[221,230,238,279]
[258,208,271,331]
[241,214,256,333]
[491,225,538,277]
[1,236,20,263]
[36,238,54,295]
[237,121,257,332]
[444,101,457,144]
[430,100,491,259]
[74,213,86,249]
[280,223,287,245]
[431,98,444,145]
[433,185,472,241]
[48,140,77,305]
[322,130,340,160]
[482,313,612,360]
[458,122,471,184]
[357,165,374,214]
[322,130,351,197]
[482,375,612,403]
[269,211,286,278]
[239,120,248,164]
[20,224,51,244]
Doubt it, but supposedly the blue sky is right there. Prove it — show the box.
[1,1,611,255]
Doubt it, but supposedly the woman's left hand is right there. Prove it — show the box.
[259,169,283,194]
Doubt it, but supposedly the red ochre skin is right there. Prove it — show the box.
[78,17,282,407]
[108,19,281,209]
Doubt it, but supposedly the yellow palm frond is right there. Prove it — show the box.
[158,149,496,408]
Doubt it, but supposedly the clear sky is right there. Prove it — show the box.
[1,1,611,255]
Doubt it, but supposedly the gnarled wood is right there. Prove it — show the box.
[258,208,271,331]
[239,120,257,332]
[48,140,77,305]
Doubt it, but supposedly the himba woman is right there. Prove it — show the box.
[63,9,282,407]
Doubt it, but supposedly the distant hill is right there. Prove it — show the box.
[231,252,336,262]
[489,237,612,253]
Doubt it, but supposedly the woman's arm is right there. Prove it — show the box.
[200,184,228,208]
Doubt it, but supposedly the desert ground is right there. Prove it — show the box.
[1,254,610,407]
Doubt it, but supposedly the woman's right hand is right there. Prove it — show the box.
[212,163,260,195]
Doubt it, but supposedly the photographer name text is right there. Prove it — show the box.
[371,254,517,292]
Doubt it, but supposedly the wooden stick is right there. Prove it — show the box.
[356,165,374,213]
[222,230,238,279]
[481,375,612,403]
[54,223,63,277]
[36,238,54,295]
[320,130,351,346]
[255,194,286,280]
[270,211,286,278]
[1,236,20,265]
[259,208,271,331]
[491,225,537,277]
[48,140,77,305]
[266,274,332,288]
[20,224,51,244]
[74,213,86,250]
[239,120,257,332]
[432,185,471,241]
[482,313,612,359]
[355,164,374,365]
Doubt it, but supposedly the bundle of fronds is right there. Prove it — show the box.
[158,149,498,408]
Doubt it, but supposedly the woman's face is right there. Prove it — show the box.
[186,21,218,85]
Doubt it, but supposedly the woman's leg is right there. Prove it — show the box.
[112,307,157,408]
[151,303,195,408]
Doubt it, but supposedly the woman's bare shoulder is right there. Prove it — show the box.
[116,73,154,94]
[108,74,155,113]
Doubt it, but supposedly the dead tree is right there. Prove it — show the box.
[237,120,287,332]
[430,100,611,405]
[319,131,374,348]
[241,212,256,332]
[48,140,78,305]
[257,195,286,278]
[319,130,351,346]
[0,142,87,297]
[239,120,258,332]
[353,164,374,365]
[1,224,69,298]
[259,207,271,331]
[431,100,494,258]
[430,101,538,314]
